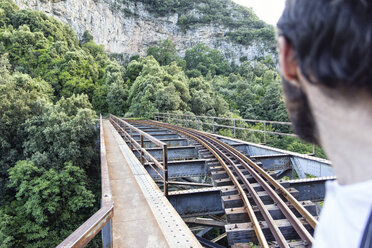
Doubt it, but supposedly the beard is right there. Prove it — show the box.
[282,78,320,145]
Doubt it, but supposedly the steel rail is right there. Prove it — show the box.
[211,233,227,243]
[130,120,270,247]
[148,121,289,247]
[151,119,318,229]
[206,137,313,246]
[167,120,317,232]
[129,120,271,248]
[131,120,317,246]
[221,140,318,229]
[199,133,289,247]
[166,119,317,231]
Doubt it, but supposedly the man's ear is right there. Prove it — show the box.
[278,36,299,83]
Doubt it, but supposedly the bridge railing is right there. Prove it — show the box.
[109,115,169,197]
[57,115,114,248]
[155,112,315,154]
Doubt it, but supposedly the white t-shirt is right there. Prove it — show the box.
[313,179,372,248]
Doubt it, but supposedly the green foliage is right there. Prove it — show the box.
[126,56,191,118]
[211,57,288,122]
[104,61,128,115]
[80,30,93,44]
[0,2,112,107]
[226,25,276,50]
[124,54,232,118]
[184,44,231,77]
[217,129,234,138]
[0,6,102,242]
[147,39,178,66]
[10,8,77,47]
[287,141,313,155]
[0,54,53,204]
[0,0,18,27]
[107,81,128,116]
[23,94,98,171]
[188,76,229,116]
[0,65,99,245]
[1,161,95,247]
[92,84,109,114]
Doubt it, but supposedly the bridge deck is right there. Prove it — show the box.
[103,120,201,248]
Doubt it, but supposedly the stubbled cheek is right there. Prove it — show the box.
[282,78,320,145]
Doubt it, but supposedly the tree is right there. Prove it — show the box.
[100,61,128,115]
[188,76,230,116]
[0,54,53,205]
[184,43,231,77]
[126,57,190,117]
[107,81,128,116]
[0,161,95,247]
[23,95,97,171]
[0,2,114,106]
[80,30,93,44]
[92,84,109,114]
[155,84,182,111]
[146,39,178,66]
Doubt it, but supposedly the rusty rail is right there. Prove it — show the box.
[131,119,317,247]
[109,115,169,197]
[57,115,114,248]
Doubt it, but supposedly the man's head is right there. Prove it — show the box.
[277,0,372,144]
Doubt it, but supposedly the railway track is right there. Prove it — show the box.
[128,119,318,248]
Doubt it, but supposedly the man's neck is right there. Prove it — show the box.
[304,83,372,185]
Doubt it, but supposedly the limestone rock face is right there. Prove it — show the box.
[14,0,272,64]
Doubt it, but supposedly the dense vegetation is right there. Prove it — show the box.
[0,1,104,246]
[0,0,324,246]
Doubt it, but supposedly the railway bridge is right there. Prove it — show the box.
[58,114,335,248]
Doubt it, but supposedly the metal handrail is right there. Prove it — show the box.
[160,118,297,137]
[110,119,164,174]
[57,115,114,248]
[111,115,167,146]
[155,112,315,154]
[155,112,293,125]
[109,115,169,197]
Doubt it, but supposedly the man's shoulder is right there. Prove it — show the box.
[360,209,372,248]
[313,180,372,248]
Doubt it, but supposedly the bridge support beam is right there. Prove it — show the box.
[140,138,189,148]
[145,159,208,179]
[168,188,224,217]
[251,154,292,170]
[288,177,336,201]
[134,146,198,160]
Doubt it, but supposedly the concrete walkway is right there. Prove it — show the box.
[103,120,201,248]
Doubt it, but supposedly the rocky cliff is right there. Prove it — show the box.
[14,0,275,64]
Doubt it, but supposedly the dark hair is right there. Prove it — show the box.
[277,0,372,91]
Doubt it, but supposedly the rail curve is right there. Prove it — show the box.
[129,119,317,248]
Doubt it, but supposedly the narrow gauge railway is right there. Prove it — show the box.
[111,116,319,248]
